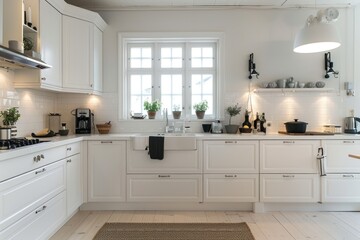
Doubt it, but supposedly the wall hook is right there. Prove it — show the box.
[324,52,339,78]
[248,53,259,79]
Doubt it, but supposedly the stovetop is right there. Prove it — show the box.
[278,131,334,136]
[0,138,44,150]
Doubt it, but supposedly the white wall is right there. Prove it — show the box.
[0,0,3,45]
[2,7,358,136]
[58,7,359,134]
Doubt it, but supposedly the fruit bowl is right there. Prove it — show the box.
[96,122,111,134]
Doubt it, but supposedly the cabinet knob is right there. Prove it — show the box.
[67,147,72,151]
[41,77,46,81]
[67,159,72,163]
[40,154,45,159]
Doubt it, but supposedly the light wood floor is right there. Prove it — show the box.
[50,210,360,240]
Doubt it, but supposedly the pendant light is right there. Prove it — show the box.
[293,8,341,53]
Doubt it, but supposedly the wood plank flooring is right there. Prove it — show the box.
[50,211,360,240]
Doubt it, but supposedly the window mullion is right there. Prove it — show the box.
[153,43,161,103]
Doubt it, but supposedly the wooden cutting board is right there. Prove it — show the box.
[278,131,334,135]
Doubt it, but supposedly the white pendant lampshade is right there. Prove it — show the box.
[293,8,341,53]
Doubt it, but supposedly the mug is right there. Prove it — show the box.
[8,40,24,53]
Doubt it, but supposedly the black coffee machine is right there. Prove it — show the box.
[75,108,92,134]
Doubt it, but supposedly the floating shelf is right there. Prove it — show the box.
[253,88,336,93]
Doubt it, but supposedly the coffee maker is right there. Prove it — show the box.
[75,108,92,134]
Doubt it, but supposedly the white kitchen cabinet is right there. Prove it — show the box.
[127,174,202,202]
[321,174,360,202]
[0,191,66,240]
[66,153,82,215]
[62,15,92,92]
[88,141,126,202]
[62,15,103,94]
[260,174,320,202]
[203,140,259,173]
[13,0,63,91]
[0,159,66,231]
[260,140,320,173]
[204,174,259,202]
[322,140,360,173]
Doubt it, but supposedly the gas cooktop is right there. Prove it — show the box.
[278,131,334,135]
[0,138,45,150]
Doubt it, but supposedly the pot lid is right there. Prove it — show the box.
[284,119,308,125]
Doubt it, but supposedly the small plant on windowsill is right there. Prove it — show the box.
[172,104,182,119]
[193,100,208,119]
[144,100,162,119]
[225,103,241,134]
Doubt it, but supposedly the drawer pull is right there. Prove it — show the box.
[35,205,47,214]
[283,141,295,144]
[101,141,113,144]
[158,175,171,178]
[67,159,72,163]
[225,174,237,178]
[35,168,46,175]
[225,141,237,144]
[67,147,72,151]
[342,174,355,178]
[282,174,295,178]
[343,140,355,144]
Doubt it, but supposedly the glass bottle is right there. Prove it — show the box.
[260,112,266,133]
[253,112,260,132]
[242,110,252,128]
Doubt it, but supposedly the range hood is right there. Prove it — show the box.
[0,45,51,70]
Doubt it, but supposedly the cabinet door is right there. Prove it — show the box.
[39,0,62,89]
[88,141,126,202]
[127,174,202,202]
[260,140,320,173]
[62,15,92,92]
[0,191,66,240]
[204,174,259,202]
[323,140,360,173]
[204,140,259,173]
[92,25,102,94]
[66,154,82,215]
[260,174,320,202]
[322,174,360,202]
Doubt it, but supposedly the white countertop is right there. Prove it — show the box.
[1,132,360,161]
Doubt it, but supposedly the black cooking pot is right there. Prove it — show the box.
[284,119,308,133]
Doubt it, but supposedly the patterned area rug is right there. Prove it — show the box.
[93,222,255,240]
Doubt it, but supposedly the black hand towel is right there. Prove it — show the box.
[148,136,164,160]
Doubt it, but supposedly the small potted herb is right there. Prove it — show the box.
[225,103,241,134]
[0,107,21,137]
[193,100,208,119]
[172,104,182,119]
[144,100,162,119]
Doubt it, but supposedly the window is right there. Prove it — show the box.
[121,35,221,120]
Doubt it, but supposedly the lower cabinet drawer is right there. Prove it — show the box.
[0,191,66,240]
[204,174,259,202]
[322,174,360,202]
[260,174,320,202]
[127,174,202,202]
[0,160,66,231]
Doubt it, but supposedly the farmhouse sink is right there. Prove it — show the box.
[131,133,198,150]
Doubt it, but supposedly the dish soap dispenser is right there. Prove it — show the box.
[212,120,223,134]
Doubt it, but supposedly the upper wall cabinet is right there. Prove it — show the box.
[13,0,63,91]
[6,0,106,94]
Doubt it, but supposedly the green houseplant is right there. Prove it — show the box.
[193,100,208,119]
[225,103,241,134]
[144,100,162,119]
[0,107,20,137]
[172,104,181,119]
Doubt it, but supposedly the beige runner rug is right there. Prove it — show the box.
[93,222,255,240]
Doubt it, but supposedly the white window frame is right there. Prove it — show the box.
[118,32,225,121]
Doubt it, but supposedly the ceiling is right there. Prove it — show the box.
[64,0,360,11]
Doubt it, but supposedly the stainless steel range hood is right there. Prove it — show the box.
[0,45,51,70]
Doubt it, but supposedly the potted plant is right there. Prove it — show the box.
[193,100,208,119]
[172,104,182,119]
[144,100,162,119]
[0,107,20,137]
[225,103,241,134]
